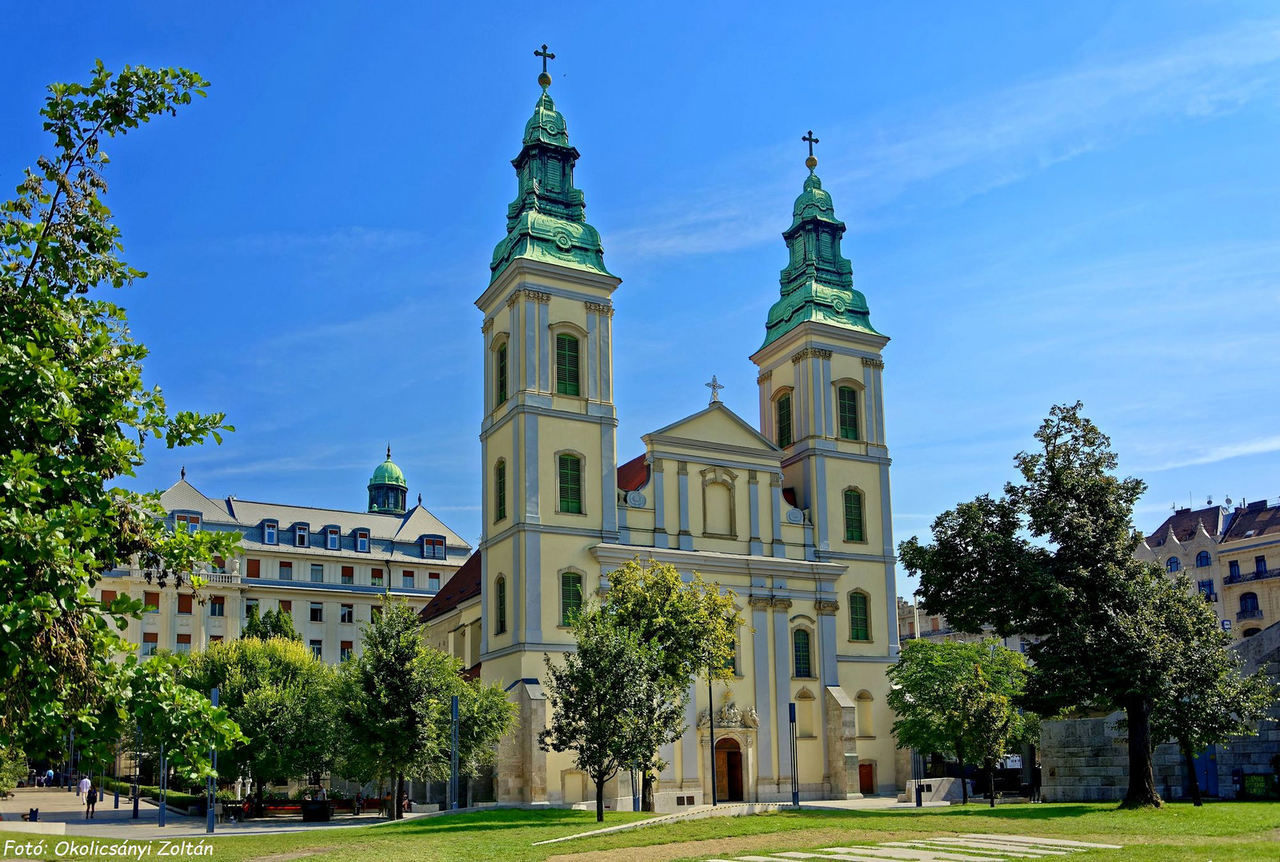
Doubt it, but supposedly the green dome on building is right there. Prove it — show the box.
[368,446,409,515]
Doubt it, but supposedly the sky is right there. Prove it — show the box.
[4,2,1278,596]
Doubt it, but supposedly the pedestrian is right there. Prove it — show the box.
[315,786,327,801]
[77,775,90,798]
[85,784,98,819]
[45,768,53,788]
[353,790,363,816]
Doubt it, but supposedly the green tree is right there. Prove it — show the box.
[899,402,1199,808]
[602,559,740,810]
[1146,580,1278,806]
[183,638,337,812]
[0,746,26,796]
[540,607,682,822]
[240,606,301,642]
[886,639,1036,805]
[0,61,236,748]
[435,678,516,790]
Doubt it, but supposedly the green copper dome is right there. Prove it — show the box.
[760,168,881,349]
[490,83,612,282]
[370,458,406,489]
[367,446,408,515]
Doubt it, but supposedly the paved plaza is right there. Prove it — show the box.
[705,835,1123,862]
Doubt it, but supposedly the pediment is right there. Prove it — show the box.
[644,402,778,456]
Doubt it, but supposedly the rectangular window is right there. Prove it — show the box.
[210,635,223,643]
[309,602,323,623]
[495,461,507,522]
[309,639,322,660]
[175,634,191,655]
[558,454,583,514]
[101,589,117,605]
[1256,555,1267,574]
[295,526,308,547]
[402,570,415,588]
[555,333,580,396]
[144,591,160,613]
[355,530,369,553]
[849,593,870,641]
[341,565,354,585]
[279,600,291,615]
[560,572,583,626]
[793,629,812,678]
[838,387,860,441]
[279,561,293,581]
[423,537,445,560]
[340,604,354,624]
[776,394,793,448]
[212,555,226,574]
[340,641,353,662]
[176,513,201,532]
[495,578,507,634]
[209,596,225,617]
[263,522,277,544]
[245,598,259,619]
[247,558,261,578]
[428,573,440,592]
[177,594,193,615]
[844,489,865,543]
[371,605,382,621]
[496,343,508,405]
[1198,579,1215,598]
[310,563,324,583]
[371,567,384,587]
[326,528,339,550]
[1229,560,1241,579]
[142,632,158,656]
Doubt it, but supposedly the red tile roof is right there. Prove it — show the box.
[1224,501,1280,542]
[617,454,649,492]
[1143,506,1222,548]
[419,550,480,622]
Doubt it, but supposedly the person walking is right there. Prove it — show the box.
[77,775,90,798]
[85,784,98,819]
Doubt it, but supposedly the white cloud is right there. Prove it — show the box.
[1139,435,1280,473]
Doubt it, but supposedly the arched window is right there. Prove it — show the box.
[495,342,508,405]
[494,576,507,634]
[775,392,793,448]
[792,628,813,678]
[844,488,865,543]
[856,691,874,737]
[837,386,860,441]
[1166,557,1181,573]
[848,592,870,641]
[1244,627,1262,638]
[494,460,507,523]
[1240,592,1260,613]
[560,571,583,626]
[558,453,583,514]
[1196,551,1211,568]
[555,334,580,396]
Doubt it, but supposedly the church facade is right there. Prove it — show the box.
[422,62,901,810]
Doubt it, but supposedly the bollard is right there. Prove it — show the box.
[915,783,923,807]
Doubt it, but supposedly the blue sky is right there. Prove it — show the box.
[5,2,1278,594]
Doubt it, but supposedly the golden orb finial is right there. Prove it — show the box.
[538,71,551,88]
[805,155,818,170]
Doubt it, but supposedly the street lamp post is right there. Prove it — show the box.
[207,686,219,834]
[707,667,717,806]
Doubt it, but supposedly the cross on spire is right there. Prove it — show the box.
[535,44,556,86]
[802,130,819,158]
[705,374,724,404]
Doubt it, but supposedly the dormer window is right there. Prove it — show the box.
[295,525,309,548]
[355,530,369,553]
[326,527,339,550]
[176,513,201,533]
[423,536,445,560]
[263,521,278,545]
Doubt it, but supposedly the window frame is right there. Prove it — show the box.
[836,383,861,441]
[310,563,324,583]
[1196,550,1211,568]
[774,390,793,448]
[355,529,370,553]
[402,570,415,588]
[495,575,508,635]
[341,565,354,585]
[554,332,581,396]
[263,521,278,545]
[279,561,293,581]
[792,627,814,679]
[494,459,507,523]
[309,639,323,660]
[843,487,866,543]
[340,604,354,625]
[208,596,225,618]
[848,590,871,642]
[309,602,324,623]
[495,339,509,406]
[1166,556,1182,573]
[560,570,584,627]
[557,451,584,515]
[294,525,309,548]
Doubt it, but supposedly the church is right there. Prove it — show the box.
[421,51,901,810]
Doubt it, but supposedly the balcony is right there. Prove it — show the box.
[1236,608,1264,622]
[1224,568,1279,585]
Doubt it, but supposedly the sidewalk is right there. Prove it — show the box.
[0,786,410,841]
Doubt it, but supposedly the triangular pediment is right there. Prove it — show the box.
[643,402,778,456]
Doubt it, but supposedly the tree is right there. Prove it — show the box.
[0,61,236,748]
[0,746,26,797]
[899,402,1201,808]
[540,607,681,822]
[183,638,337,812]
[436,678,516,790]
[887,639,1036,805]
[1146,580,1278,806]
[601,559,740,810]
[240,606,301,642]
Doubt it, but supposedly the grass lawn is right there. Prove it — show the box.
[2,802,1277,861]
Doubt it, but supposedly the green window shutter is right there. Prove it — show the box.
[559,454,583,514]
[838,386,859,440]
[494,461,506,522]
[555,334,580,396]
[776,394,793,448]
[793,629,812,678]
[495,578,507,634]
[844,489,865,542]
[849,593,869,641]
[496,344,508,405]
[561,573,583,625]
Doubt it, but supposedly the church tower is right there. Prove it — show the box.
[476,47,621,802]
[750,135,899,653]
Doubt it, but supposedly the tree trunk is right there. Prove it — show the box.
[1120,697,1161,808]
[958,757,968,805]
[642,770,655,812]
[1180,738,1203,807]
[595,776,605,823]
[255,783,264,819]
[395,773,404,821]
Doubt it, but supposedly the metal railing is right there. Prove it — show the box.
[1236,608,1264,621]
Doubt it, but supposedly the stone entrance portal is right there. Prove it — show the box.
[715,738,744,802]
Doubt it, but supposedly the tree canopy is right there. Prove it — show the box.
[241,606,301,642]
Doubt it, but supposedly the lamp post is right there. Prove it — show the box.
[207,686,219,834]
[707,666,717,806]
[449,695,459,810]
[788,703,799,807]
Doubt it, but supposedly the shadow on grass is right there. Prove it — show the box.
[375,808,646,836]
